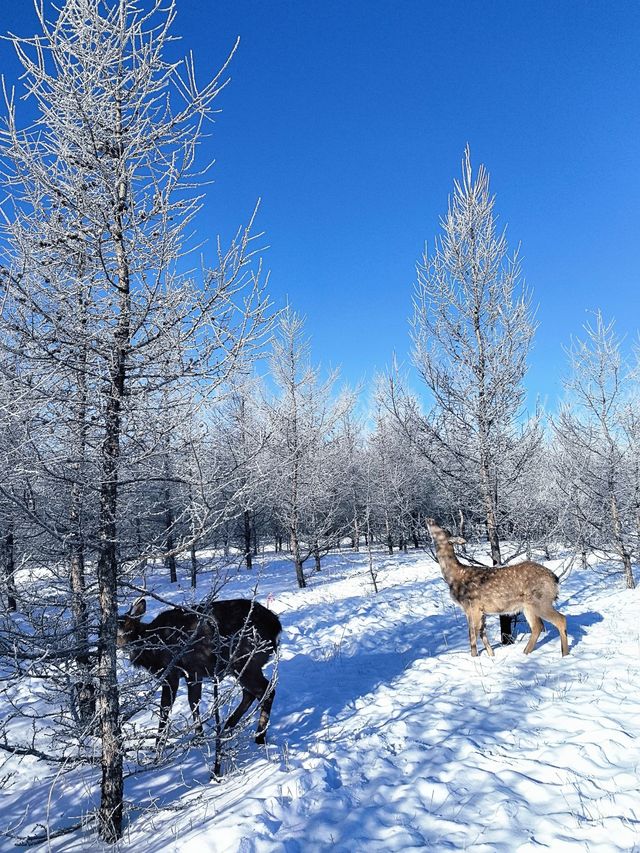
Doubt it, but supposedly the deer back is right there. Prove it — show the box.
[200,598,282,670]
[453,562,560,613]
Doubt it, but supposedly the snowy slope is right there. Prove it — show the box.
[2,547,639,852]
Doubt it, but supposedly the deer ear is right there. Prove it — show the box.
[129,597,146,618]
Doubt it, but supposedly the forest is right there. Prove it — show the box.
[0,1,638,849]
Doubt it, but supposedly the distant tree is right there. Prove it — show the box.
[553,313,636,589]
[265,307,350,588]
[391,147,540,642]
[215,373,270,570]
[335,408,367,550]
[366,406,431,553]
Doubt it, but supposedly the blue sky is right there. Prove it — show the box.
[2,1,639,409]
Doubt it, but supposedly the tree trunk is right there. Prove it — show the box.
[458,508,466,540]
[365,507,379,594]
[291,527,306,588]
[164,487,177,583]
[243,509,253,570]
[97,425,124,841]
[69,541,93,724]
[385,511,393,554]
[352,505,360,552]
[190,540,198,588]
[252,519,258,556]
[69,372,93,725]
[3,524,16,613]
[609,488,636,589]
[621,553,635,590]
[97,98,128,842]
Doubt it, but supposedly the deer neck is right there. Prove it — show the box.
[435,546,463,586]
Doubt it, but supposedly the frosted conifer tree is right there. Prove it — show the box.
[396,147,540,642]
[0,0,268,840]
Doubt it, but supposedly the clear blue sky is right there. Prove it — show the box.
[2,0,639,408]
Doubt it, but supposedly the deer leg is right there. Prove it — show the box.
[187,678,204,735]
[224,665,272,743]
[466,610,480,656]
[223,687,257,734]
[539,605,569,657]
[255,678,276,745]
[157,674,179,746]
[522,607,543,654]
[479,614,494,657]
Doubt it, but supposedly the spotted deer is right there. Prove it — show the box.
[117,596,282,744]
[426,518,569,657]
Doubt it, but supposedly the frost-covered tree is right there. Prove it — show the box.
[265,307,350,588]
[334,408,367,550]
[553,313,636,589]
[0,0,268,840]
[206,373,271,569]
[393,147,540,642]
[366,407,431,552]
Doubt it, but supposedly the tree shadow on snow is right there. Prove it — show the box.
[275,609,469,749]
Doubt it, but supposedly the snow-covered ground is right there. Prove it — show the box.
[2,546,640,852]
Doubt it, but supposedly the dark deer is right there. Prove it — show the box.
[117,596,282,744]
[426,518,569,657]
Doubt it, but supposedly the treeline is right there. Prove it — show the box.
[3,300,638,603]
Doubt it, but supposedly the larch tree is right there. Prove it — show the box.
[395,146,539,643]
[215,373,270,571]
[553,312,636,589]
[0,0,268,841]
[265,307,350,588]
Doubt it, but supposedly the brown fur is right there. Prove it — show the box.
[426,518,569,657]
[117,597,282,745]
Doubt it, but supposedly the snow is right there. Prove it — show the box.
[2,548,640,852]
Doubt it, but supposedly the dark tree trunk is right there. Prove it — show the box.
[252,519,258,556]
[243,509,253,570]
[164,492,177,584]
[3,524,16,613]
[97,422,124,842]
[190,540,198,588]
[97,117,128,841]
